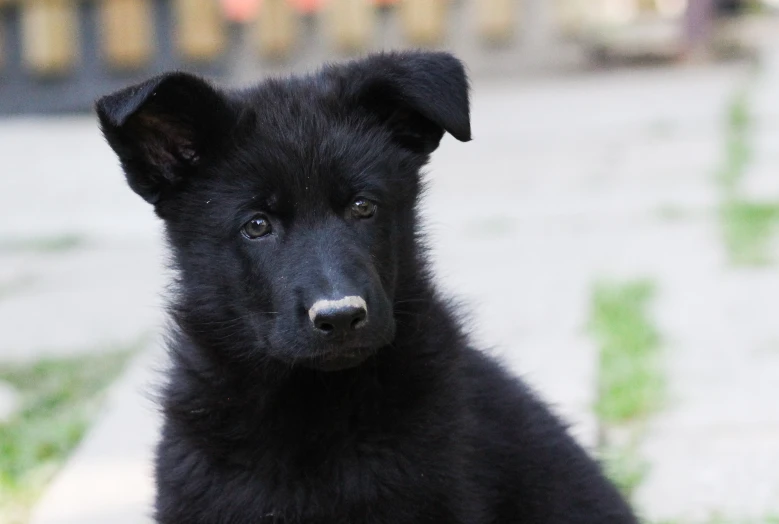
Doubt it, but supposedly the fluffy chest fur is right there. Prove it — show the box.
[156,323,472,524]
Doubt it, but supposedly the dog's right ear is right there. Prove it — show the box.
[96,72,232,204]
[340,52,471,155]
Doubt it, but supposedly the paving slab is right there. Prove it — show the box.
[754,40,779,121]
[0,116,167,363]
[29,346,166,524]
[637,269,779,522]
[742,126,779,203]
[425,64,742,454]
[0,117,159,241]
[743,39,779,202]
[0,242,167,362]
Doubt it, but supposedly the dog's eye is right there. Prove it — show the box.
[350,199,377,219]
[242,215,272,239]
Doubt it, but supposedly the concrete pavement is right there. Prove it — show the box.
[29,348,165,524]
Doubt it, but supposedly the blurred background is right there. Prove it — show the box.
[1,1,779,523]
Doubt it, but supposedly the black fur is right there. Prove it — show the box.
[97,52,638,524]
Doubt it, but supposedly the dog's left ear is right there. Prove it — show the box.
[96,72,233,204]
[344,52,471,154]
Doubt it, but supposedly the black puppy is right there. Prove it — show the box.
[97,52,637,524]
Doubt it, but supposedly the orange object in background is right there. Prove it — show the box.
[290,0,400,12]
[289,0,326,13]
[221,0,261,21]
[223,0,398,20]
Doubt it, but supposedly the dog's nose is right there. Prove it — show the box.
[309,296,368,337]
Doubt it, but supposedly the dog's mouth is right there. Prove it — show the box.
[298,348,373,372]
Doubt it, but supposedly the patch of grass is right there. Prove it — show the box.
[0,234,85,254]
[600,441,648,501]
[717,134,751,192]
[721,200,779,265]
[589,279,663,502]
[728,90,751,136]
[590,280,663,423]
[0,350,136,524]
[715,87,779,265]
[717,90,752,193]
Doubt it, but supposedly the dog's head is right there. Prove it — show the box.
[97,52,470,371]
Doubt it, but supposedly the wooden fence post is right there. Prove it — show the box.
[400,0,448,46]
[256,0,298,58]
[174,0,227,61]
[100,0,154,69]
[478,0,517,43]
[21,0,79,75]
[328,0,375,51]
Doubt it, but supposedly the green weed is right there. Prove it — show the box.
[590,280,663,423]
[0,349,136,524]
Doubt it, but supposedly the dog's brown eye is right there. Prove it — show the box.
[351,199,376,219]
[242,215,272,239]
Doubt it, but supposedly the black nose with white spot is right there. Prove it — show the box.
[309,297,368,337]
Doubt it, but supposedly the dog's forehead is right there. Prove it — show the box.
[203,79,413,215]
[244,77,345,130]
[227,95,396,192]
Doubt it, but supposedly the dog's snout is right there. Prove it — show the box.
[309,296,368,337]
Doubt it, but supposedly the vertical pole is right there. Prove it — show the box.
[525,0,554,50]
[478,0,517,44]
[100,0,154,69]
[400,0,448,46]
[0,11,5,71]
[22,0,79,75]
[256,0,298,58]
[684,0,715,59]
[174,0,227,61]
[328,0,375,52]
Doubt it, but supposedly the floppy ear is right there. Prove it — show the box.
[96,72,233,204]
[344,52,471,154]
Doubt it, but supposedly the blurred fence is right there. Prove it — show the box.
[0,0,764,114]
[0,0,232,114]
